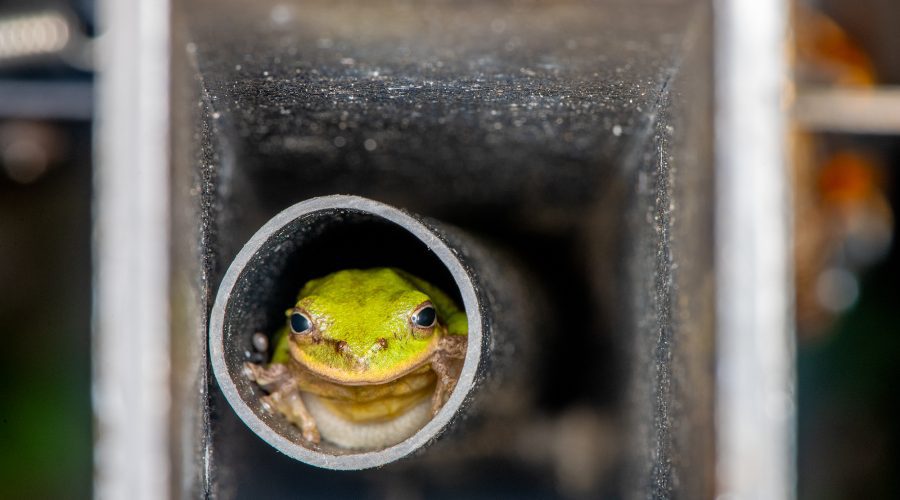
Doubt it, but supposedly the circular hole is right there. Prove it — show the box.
[216,205,474,462]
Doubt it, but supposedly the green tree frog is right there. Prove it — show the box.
[243,268,467,450]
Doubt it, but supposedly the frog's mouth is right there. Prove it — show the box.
[289,339,439,385]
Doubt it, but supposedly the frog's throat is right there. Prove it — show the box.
[298,367,437,448]
[289,340,439,385]
[302,392,432,450]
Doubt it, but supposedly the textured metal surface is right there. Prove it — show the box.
[187,0,687,236]
[173,0,716,497]
[610,7,716,497]
[209,195,534,469]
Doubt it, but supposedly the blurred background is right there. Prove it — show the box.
[0,0,897,498]
[0,1,94,498]
[793,2,900,498]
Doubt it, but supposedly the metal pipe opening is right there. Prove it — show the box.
[209,195,533,470]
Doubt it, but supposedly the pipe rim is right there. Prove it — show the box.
[209,195,482,470]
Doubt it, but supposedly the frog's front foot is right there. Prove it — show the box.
[245,362,321,444]
[429,335,467,415]
[430,355,461,415]
[258,386,321,444]
[259,396,320,444]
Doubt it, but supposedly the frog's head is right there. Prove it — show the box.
[285,268,443,384]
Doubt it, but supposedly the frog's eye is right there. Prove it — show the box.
[411,303,437,329]
[290,311,313,334]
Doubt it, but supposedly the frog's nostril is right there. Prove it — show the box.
[369,338,388,354]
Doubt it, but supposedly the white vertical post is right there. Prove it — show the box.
[714,0,795,498]
[94,0,172,497]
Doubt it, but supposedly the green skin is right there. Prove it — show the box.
[244,268,468,445]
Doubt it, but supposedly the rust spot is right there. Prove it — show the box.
[377,338,388,349]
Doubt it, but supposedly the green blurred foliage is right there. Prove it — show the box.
[799,245,900,499]
[0,124,92,499]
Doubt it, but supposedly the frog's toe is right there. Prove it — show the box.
[242,362,258,381]
[302,424,321,444]
[430,393,443,416]
[259,395,276,414]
